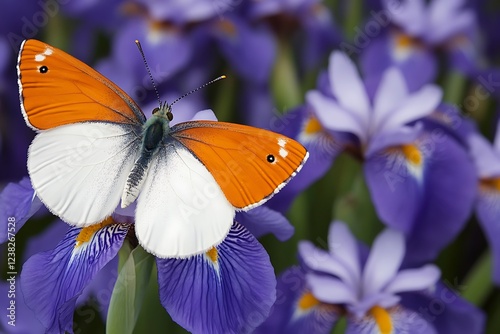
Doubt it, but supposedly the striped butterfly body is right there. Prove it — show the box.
[17,39,308,258]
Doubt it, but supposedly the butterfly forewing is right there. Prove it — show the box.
[17,39,146,130]
[171,121,309,210]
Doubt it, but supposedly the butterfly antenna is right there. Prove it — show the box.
[135,40,162,106]
[170,75,227,106]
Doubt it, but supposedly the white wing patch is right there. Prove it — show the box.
[278,137,289,158]
[135,142,234,258]
[28,122,140,225]
[34,47,53,62]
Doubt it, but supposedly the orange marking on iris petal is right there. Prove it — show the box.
[401,144,422,165]
[298,292,320,310]
[216,20,237,37]
[304,117,322,135]
[75,217,115,248]
[480,177,500,191]
[370,306,393,334]
[206,247,218,263]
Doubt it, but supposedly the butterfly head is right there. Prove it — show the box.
[152,101,174,121]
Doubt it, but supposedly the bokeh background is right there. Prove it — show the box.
[2,0,500,333]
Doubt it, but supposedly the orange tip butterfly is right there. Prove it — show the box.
[17,39,308,258]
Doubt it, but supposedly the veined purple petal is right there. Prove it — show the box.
[364,144,423,232]
[405,130,476,265]
[328,222,361,286]
[494,121,500,151]
[306,273,357,305]
[254,267,339,334]
[362,229,405,297]
[372,68,409,133]
[299,241,355,289]
[379,84,442,134]
[306,91,365,140]
[385,265,441,294]
[0,177,43,243]
[401,283,485,334]
[20,221,129,333]
[476,185,500,283]
[346,305,437,334]
[236,206,294,241]
[157,222,275,334]
[329,52,370,129]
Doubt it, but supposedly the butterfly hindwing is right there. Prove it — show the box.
[17,39,146,130]
[135,142,234,258]
[171,121,309,210]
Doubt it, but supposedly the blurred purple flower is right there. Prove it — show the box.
[249,0,341,71]
[468,124,500,283]
[359,0,482,91]
[256,221,485,333]
[306,51,477,265]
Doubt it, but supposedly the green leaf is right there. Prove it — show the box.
[106,244,155,334]
[462,251,493,306]
[333,171,383,245]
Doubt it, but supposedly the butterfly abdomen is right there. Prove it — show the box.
[121,117,167,208]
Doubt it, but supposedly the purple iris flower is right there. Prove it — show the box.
[3,109,291,334]
[248,0,341,71]
[306,51,477,265]
[359,0,481,91]
[256,221,485,333]
[468,123,500,283]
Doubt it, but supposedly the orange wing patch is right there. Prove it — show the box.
[172,121,308,210]
[17,39,145,130]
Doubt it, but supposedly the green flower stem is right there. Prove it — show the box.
[343,0,363,40]
[271,39,302,111]
[331,315,347,334]
[442,70,467,105]
[107,244,155,334]
[213,70,238,122]
[461,251,493,306]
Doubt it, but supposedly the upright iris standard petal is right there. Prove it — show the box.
[362,229,405,297]
[20,219,130,333]
[254,267,339,334]
[0,177,42,243]
[157,222,276,334]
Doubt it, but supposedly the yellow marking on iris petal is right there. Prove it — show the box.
[206,247,218,263]
[216,20,237,37]
[298,292,320,310]
[370,306,393,334]
[75,217,115,248]
[395,33,415,48]
[304,117,322,135]
[401,144,422,165]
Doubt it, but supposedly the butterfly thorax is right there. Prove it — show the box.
[120,104,173,208]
